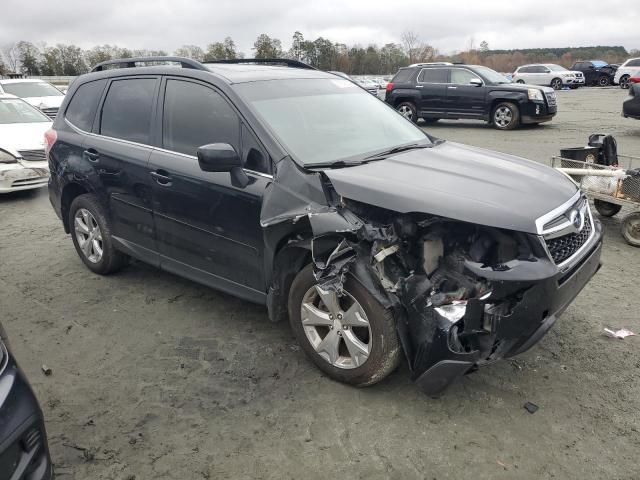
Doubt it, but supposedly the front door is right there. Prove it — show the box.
[148,78,270,301]
[445,68,486,118]
[83,76,159,262]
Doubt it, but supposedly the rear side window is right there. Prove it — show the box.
[100,78,157,144]
[65,79,107,131]
[418,68,448,83]
[162,79,240,156]
[628,59,640,67]
[391,69,414,83]
[518,67,532,73]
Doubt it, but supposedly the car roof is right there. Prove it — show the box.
[0,79,51,84]
[203,64,335,83]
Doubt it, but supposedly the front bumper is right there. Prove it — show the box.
[411,222,603,396]
[0,162,49,194]
[0,344,53,480]
[521,101,557,124]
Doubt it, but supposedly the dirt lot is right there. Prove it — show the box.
[1,87,639,479]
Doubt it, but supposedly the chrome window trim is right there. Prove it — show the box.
[65,118,274,179]
[534,190,582,234]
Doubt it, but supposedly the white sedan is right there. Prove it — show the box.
[0,94,52,193]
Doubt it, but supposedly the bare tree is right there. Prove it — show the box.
[401,31,420,64]
[1,43,21,72]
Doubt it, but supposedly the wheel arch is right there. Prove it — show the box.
[60,182,91,233]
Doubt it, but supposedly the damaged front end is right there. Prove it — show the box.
[263,158,602,396]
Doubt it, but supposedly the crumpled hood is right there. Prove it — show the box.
[323,141,577,234]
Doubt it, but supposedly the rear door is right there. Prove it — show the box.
[148,77,270,300]
[516,66,534,83]
[416,68,449,116]
[82,76,159,263]
[445,68,486,118]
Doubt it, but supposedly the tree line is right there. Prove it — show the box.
[0,32,635,77]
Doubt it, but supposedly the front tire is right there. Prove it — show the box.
[69,194,128,275]
[551,78,563,90]
[492,102,520,130]
[598,76,610,87]
[396,101,417,123]
[620,75,630,89]
[516,79,525,84]
[288,264,401,387]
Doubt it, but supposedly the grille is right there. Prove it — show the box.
[18,149,46,161]
[40,107,58,119]
[545,217,592,264]
[545,91,557,107]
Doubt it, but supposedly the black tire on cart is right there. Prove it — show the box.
[594,199,622,217]
[621,212,640,247]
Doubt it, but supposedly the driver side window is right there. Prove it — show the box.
[450,69,482,85]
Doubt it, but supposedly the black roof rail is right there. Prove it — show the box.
[205,58,316,70]
[91,56,208,72]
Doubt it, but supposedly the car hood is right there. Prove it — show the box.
[20,96,64,109]
[0,122,52,154]
[497,83,554,94]
[323,141,578,234]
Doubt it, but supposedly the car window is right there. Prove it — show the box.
[518,67,531,73]
[1,81,64,98]
[65,79,107,132]
[100,78,157,144]
[451,69,481,85]
[417,68,448,83]
[0,98,50,124]
[162,79,240,157]
[392,69,413,83]
[628,59,640,67]
[241,124,270,174]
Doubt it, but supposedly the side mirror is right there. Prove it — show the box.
[197,143,249,188]
[197,143,241,172]
[469,78,483,87]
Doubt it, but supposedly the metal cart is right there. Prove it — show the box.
[551,154,640,247]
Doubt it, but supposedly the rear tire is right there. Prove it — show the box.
[551,78,563,90]
[396,102,417,123]
[492,102,520,130]
[69,194,128,275]
[516,79,525,84]
[288,264,401,387]
[619,75,630,89]
[593,199,622,217]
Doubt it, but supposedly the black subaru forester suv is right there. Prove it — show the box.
[47,57,601,395]
[385,63,557,130]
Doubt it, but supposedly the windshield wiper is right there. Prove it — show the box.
[304,159,363,169]
[363,143,432,161]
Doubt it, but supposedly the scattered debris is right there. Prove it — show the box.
[41,364,52,376]
[524,402,539,414]
[497,459,509,470]
[604,328,636,339]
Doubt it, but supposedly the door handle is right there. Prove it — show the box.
[415,85,424,88]
[150,170,172,186]
[83,149,100,162]
[447,86,458,89]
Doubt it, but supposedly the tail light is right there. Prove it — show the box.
[44,128,57,157]
[385,82,394,93]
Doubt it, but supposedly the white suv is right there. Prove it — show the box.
[614,58,640,89]
[513,64,585,90]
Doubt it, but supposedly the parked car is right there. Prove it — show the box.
[630,75,640,86]
[570,60,617,86]
[0,321,53,479]
[0,94,51,193]
[0,79,65,119]
[48,56,602,395]
[355,78,379,95]
[385,63,557,130]
[614,57,640,89]
[512,64,585,90]
[623,84,640,120]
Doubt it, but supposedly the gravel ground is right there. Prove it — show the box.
[0,87,639,480]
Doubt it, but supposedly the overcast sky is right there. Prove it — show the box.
[0,0,637,54]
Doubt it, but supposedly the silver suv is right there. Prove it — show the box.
[513,64,585,90]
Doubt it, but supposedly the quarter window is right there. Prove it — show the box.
[451,69,481,85]
[417,68,448,83]
[65,79,107,131]
[162,80,240,156]
[100,78,157,144]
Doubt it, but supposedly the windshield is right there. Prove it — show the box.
[2,82,64,98]
[547,64,568,72]
[474,66,511,84]
[591,60,608,68]
[0,98,51,124]
[235,78,429,166]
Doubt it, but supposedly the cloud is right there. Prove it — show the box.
[0,0,637,54]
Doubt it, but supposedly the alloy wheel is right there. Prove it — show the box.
[494,106,513,128]
[620,76,630,89]
[599,76,610,87]
[551,79,563,90]
[300,285,371,369]
[397,105,414,121]
[74,208,103,263]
